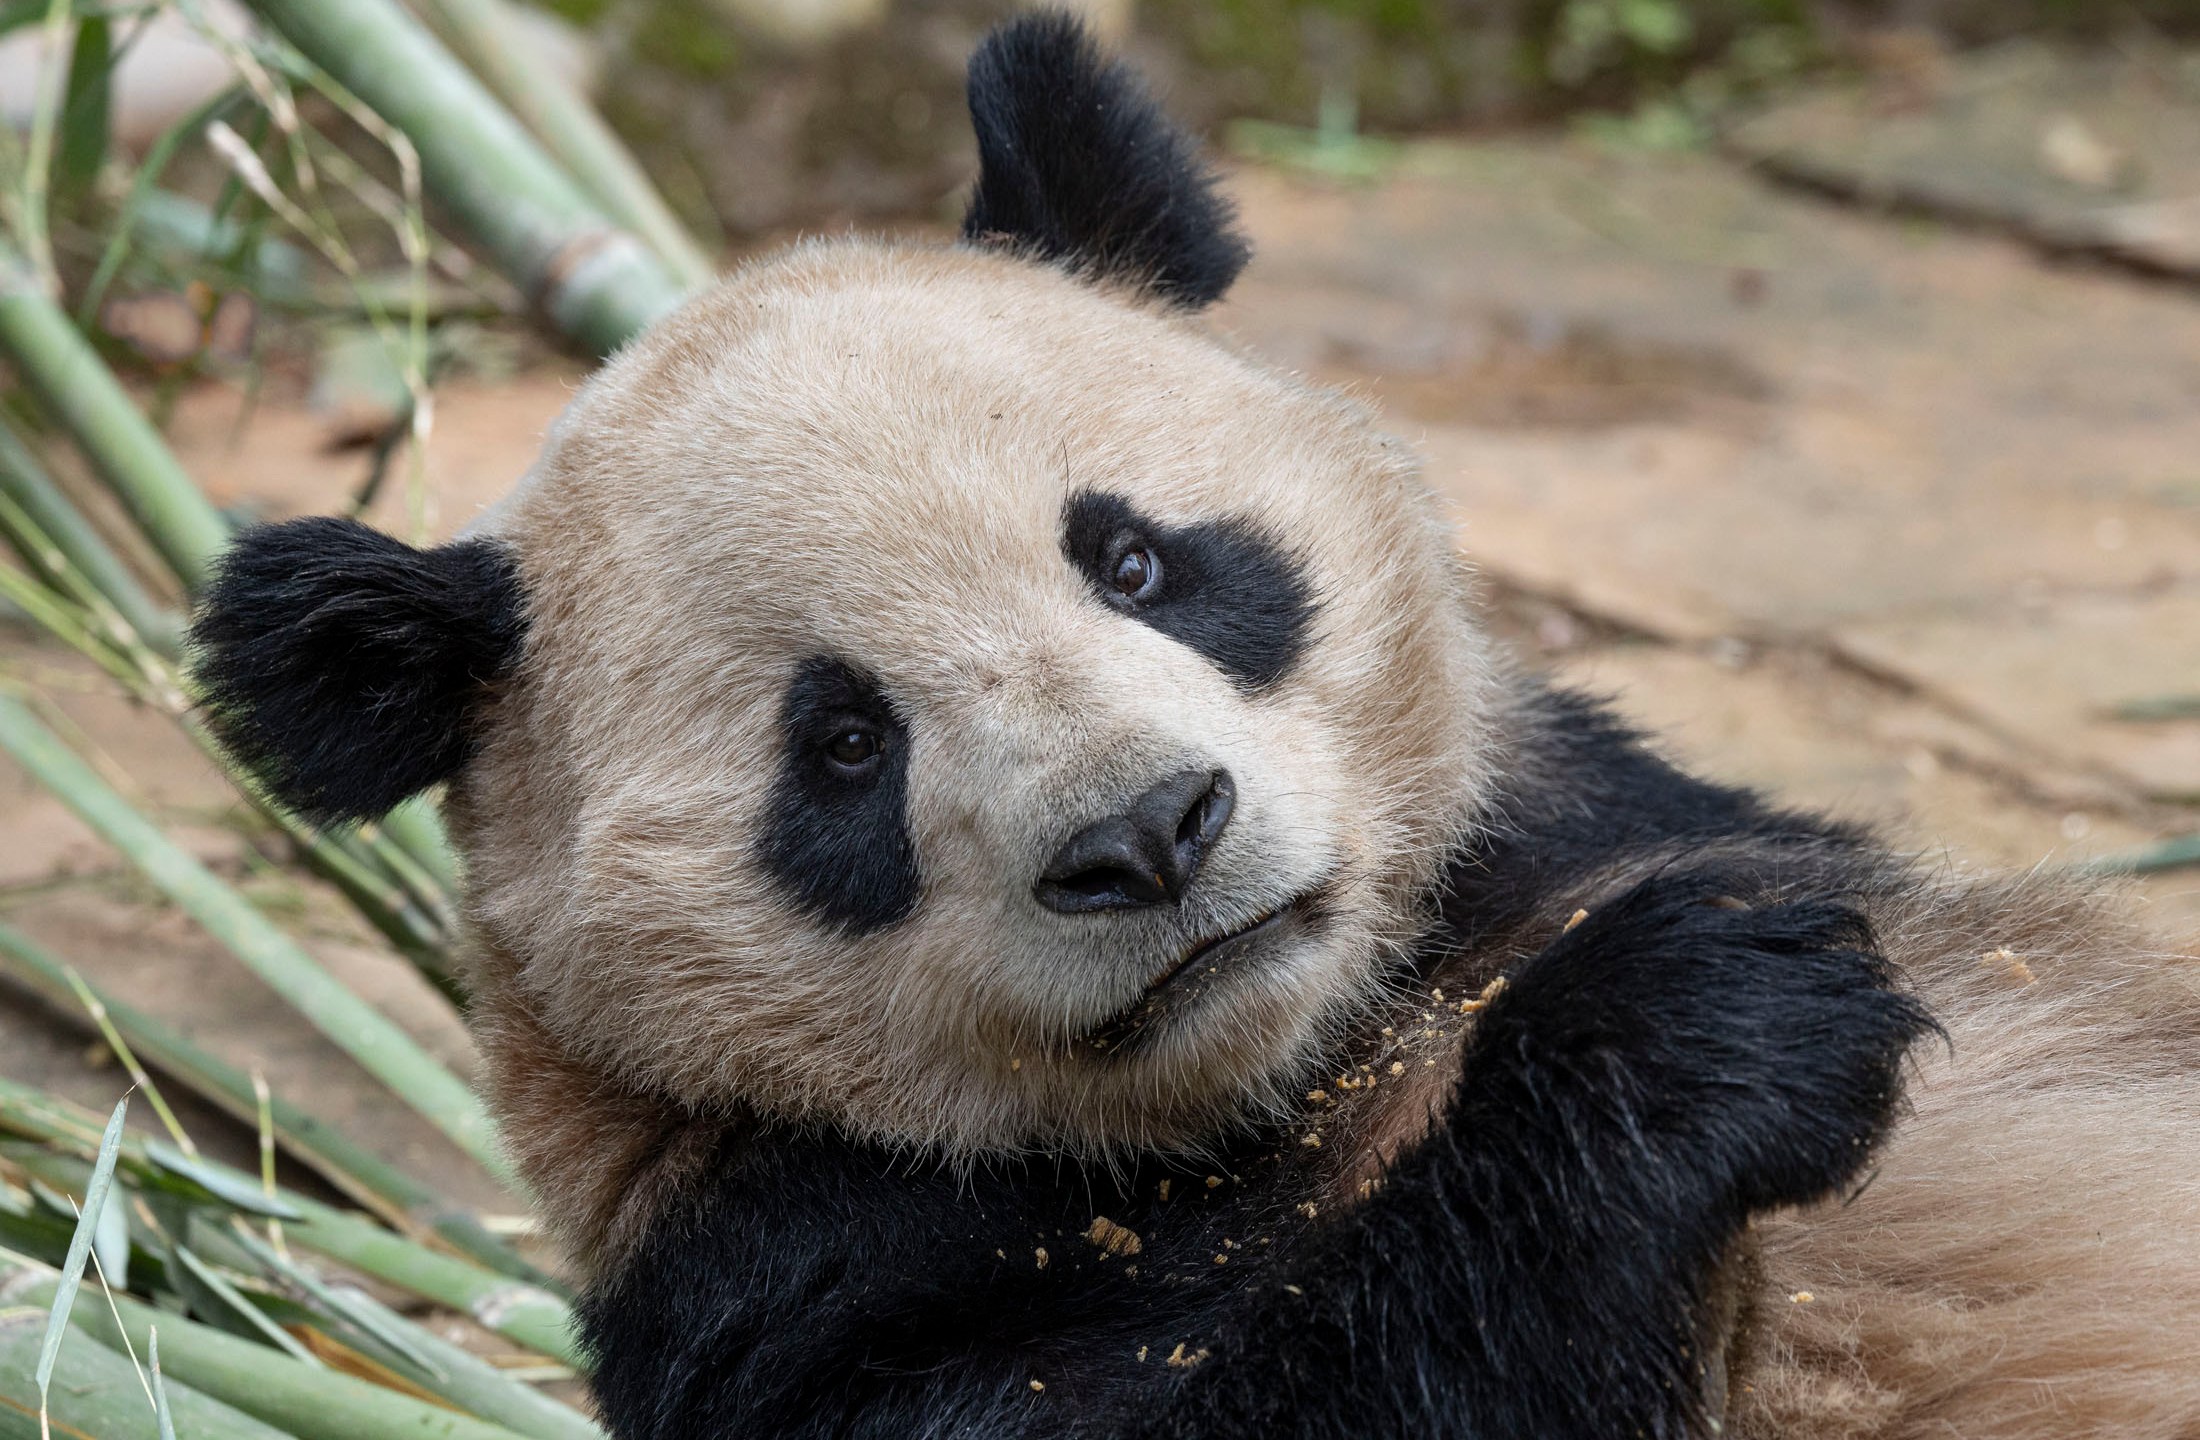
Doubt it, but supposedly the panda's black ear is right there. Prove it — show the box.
[961,11,1249,309]
[189,516,527,826]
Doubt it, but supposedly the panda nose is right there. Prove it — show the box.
[1034,768,1235,914]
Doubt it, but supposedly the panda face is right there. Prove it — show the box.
[444,242,1501,1157]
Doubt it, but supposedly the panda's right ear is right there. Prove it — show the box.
[189,516,528,827]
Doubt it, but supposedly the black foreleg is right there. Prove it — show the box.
[1138,867,1935,1440]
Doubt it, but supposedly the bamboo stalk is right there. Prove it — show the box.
[238,0,690,356]
[0,1081,582,1365]
[0,924,545,1287]
[2084,833,2200,876]
[411,0,716,289]
[0,511,460,989]
[0,247,232,590]
[229,1230,601,1440]
[1,1266,543,1440]
[0,1304,297,1440]
[0,694,503,1179]
[278,1197,580,1366]
[0,418,178,654]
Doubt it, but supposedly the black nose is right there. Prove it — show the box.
[1034,768,1235,914]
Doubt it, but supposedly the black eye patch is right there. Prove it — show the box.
[1060,490,1317,691]
[760,656,921,934]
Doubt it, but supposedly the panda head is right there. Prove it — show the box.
[191,14,1500,1159]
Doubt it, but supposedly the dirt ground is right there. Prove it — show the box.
[2,134,2196,1221]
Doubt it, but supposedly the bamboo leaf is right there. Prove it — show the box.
[152,1328,177,1440]
[77,85,250,324]
[33,1095,124,1413]
[54,13,110,212]
[226,1225,444,1379]
[170,1241,324,1367]
[143,1141,304,1221]
[0,1080,580,1363]
[88,1172,127,1291]
[0,928,545,1285]
[8,1258,548,1440]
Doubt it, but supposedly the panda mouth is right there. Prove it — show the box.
[1084,895,1315,1053]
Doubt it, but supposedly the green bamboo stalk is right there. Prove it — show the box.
[279,1199,580,1366]
[0,417,178,653]
[0,513,459,988]
[2083,833,2200,876]
[239,0,690,356]
[228,1230,601,1440]
[0,693,503,1178]
[0,1081,581,1365]
[0,1304,297,1440]
[0,924,543,1287]
[379,797,462,897]
[2,1268,543,1440]
[412,0,715,289]
[0,246,232,590]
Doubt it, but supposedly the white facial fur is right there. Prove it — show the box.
[448,238,1500,1160]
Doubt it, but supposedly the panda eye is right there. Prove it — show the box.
[823,728,883,772]
[1108,544,1161,603]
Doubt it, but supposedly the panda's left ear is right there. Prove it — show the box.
[189,516,527,827]
[961,11,1250,309]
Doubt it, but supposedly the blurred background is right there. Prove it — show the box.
[0,1,2194,1433]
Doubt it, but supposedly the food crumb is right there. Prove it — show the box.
[1431,988,1445,1001]
[995,1249,1005,1259]
[1166,1344,1209,1369]
[1009,1057,1021,1072]
[1086,1216,1144,1257]
[1388,1061,1405,1076]
[1035,1247,1049,1270]
[1460,976,1509,1014]
[1563,908,1589,933]
[1029,1380,1046,1393]
[1298,1201,1319,1219]
[1213,1253,1228,1265]
[1283,1284,1304,1296]
[1789,1291,1814,1304]
[1981,946,2036,985]
[1300,1132,1323,1148]
[1307,1089,1329,1103]
[1157,1179,1171,1202]
[1205,1175,1224,1189]
[1137,1346,1148,1363]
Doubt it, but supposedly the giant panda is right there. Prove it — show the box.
[187,14,2200,1439]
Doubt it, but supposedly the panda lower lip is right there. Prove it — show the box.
[1085,899,1306,1052]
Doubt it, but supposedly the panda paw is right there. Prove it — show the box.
[1469,868,1937,1217]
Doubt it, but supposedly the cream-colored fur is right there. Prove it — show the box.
[1736,875,2200,1438]
[448,238,1500,1232]
[447,235,2200,1433]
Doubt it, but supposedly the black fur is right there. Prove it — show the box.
[1061,491,1316,692]
[962,13,1250,309]
[581,687,1934,1438]
[761,656,922,933]
[189,517,526,825]
[1437,688,1865,957]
